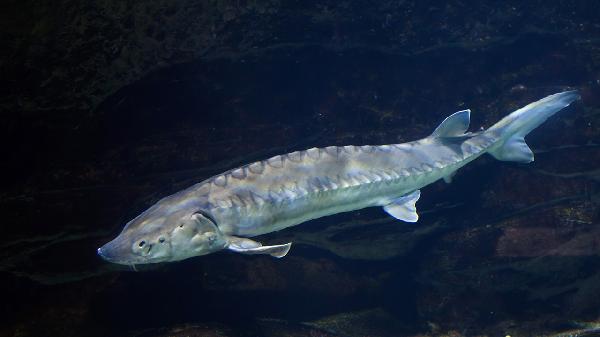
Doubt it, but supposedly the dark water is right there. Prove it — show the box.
[2,1,600,336]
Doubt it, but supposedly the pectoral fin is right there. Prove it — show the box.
[383,190,421,222]
[226,236,292,258]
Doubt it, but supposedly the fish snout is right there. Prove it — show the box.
[97,243,115,262]
[97,238,130,264]
[97,246,110,261]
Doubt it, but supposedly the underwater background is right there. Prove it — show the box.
[2,1,600,336]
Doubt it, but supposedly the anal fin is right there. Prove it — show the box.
[383,190,421,223]
[226,236,292,258]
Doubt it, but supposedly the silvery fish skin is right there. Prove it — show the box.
[97,91,579,265]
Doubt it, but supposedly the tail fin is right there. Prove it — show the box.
[486,91,580,163]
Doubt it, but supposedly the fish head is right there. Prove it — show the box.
[97,194,227,265]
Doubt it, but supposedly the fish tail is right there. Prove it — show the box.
[485,90,580,163]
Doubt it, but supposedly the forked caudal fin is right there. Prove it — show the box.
[486,91,580,163]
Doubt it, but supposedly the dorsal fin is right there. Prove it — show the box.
[431,109,471,137]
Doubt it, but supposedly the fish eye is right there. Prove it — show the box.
[159,237,165,243]
[179,224,184,228]
[138,240,146,247]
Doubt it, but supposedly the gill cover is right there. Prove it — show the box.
[168,211,229,261]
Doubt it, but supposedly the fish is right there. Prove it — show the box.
[97,91,579,265]
[549,321,600,337]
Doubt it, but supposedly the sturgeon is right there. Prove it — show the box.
[98,91,579,265]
